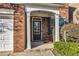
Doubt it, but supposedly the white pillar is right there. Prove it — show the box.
[55,14,59,42]
[27,12,31,49]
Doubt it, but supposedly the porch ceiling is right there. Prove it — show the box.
[31,11,54,17]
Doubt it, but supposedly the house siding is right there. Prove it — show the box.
[0,3,25,52]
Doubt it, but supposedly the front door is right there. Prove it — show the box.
[32,20,41,41]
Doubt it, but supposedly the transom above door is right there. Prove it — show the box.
[32,17,42,41]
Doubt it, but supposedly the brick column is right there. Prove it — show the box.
[14,5,25,52]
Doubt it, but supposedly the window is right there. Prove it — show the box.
[0,14,13,50]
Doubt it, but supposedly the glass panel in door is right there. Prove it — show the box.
[33,21,41,41]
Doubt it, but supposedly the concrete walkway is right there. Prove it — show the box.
[10,49,54,56]
[0,49,54,56]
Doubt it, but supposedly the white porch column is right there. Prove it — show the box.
[55,13,59,42]
[27,12,31,49]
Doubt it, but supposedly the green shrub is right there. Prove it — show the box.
[60,23,79,42]
[54,42,79,56]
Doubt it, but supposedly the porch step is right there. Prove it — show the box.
[10,49,54,56]
[0,51,11,56]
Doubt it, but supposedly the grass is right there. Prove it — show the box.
[54,42,79,56]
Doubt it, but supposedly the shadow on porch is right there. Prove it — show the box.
[31,41,54,50]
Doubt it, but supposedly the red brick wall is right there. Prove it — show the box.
[0,3,25,52]
[59,4,68,19]
[42,17,49,41]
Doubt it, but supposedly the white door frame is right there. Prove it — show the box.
[26,7,59,49]
[32,17,42,41]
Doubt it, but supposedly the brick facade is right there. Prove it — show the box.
[42,17,49,41]
[0,3,68,52]
[0,3,25,52]
[59,4,68,19]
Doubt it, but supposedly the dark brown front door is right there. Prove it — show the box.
[33,21,41,41]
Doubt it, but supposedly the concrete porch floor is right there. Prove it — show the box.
[31,41,54,49]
